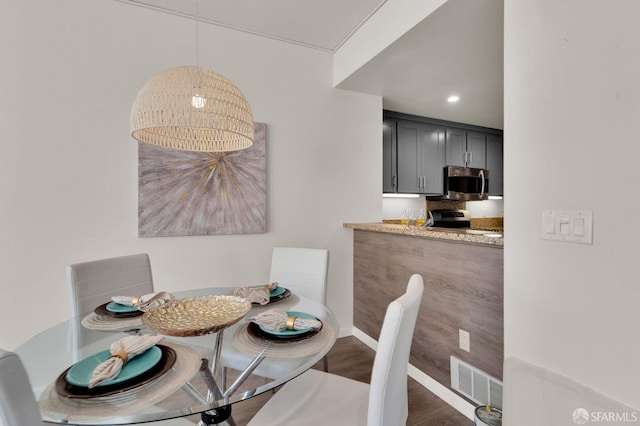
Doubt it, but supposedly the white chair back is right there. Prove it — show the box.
[64,255,194,425]
[246,273,424,426]
[66,253,154,317]
[269,247,329,304]
[367,273,424,426]
[0,349,45,425]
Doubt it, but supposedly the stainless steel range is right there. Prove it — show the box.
[426,209,471,228]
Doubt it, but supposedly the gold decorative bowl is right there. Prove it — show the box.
[142,295,251,337]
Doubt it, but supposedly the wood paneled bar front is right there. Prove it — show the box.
[345,224,503,402]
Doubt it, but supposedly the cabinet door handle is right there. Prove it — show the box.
[463,151,468,164]
[469,151,473,164]
[393,175,397,188]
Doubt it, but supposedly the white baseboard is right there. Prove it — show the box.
[338,325,353,338]
[352,327,475,421]
[352,327,378,349]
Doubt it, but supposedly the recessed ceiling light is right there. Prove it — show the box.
[447,95,460,103]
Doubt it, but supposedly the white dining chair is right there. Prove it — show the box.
[66,253,155,317]
[247,273,424,426]
[66,254,193,425]
[269,247,329,305]
[0,349,46,425]
[219,247,331,382]
[66,253,156,362]
[270,247,329,372]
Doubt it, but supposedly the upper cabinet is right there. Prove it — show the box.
[383,111,504,196]
[383,119,397,193]
[396,121,444,194]
[445,130,487,169]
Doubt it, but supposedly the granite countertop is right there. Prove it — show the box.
[343,222,504,247]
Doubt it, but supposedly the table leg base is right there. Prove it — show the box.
[199,405,233,425]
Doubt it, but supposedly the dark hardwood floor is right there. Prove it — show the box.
[225,336,473,425]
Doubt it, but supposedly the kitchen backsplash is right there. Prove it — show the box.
[382,196,504,221]
[466,199,504,219]
[470,216,504,230]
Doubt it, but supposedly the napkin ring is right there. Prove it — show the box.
[131,296,141,306]
[110,350,128,364]
[286,316,296,330]
[266,282,278,291]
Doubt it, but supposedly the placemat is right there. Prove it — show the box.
[38,341,202,423]
[231,318,336,359]
[81,312,144,331]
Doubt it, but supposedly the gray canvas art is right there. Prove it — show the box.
[138,123,267,237]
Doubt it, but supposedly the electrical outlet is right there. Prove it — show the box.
[459,329,470,352]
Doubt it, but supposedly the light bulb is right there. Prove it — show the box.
[191,95,206,108]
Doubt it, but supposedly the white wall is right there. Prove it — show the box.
[505,0,640,415]
[0,0,382,350]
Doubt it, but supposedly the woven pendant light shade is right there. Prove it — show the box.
[130,66,254,152]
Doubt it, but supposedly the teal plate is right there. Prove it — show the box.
[66,346,162,388]
[106,301,139,313]
[94,303,143,319]
[258,311,317,337]
[270,287,286,297]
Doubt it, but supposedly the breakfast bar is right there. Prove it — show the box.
[343,222,503,246]
[344,222,504,405]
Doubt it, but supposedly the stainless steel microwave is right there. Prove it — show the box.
[426,166,489,201]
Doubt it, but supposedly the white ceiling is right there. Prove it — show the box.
[117,0,503,129]
[338,0,504,129]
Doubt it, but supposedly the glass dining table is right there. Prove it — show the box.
[15,286,338,425]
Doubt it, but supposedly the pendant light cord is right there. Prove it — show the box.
[195,0,200,67]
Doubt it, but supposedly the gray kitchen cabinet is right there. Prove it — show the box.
[486,134,503,196]
[397,121,444,194]
[383,110,503,196]
[466,132,488,169]
[445,129,487,169]
[382,119,397,193]
[445,128,466,167]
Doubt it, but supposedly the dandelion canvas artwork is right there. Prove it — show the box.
[138,123,267,237]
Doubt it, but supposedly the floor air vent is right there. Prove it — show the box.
[450,356,503,409]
